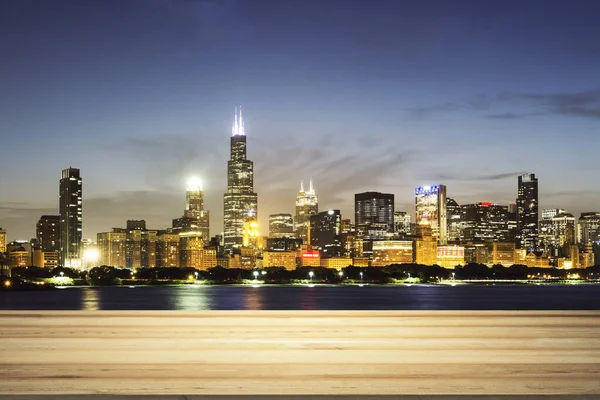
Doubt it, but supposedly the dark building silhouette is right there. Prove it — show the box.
[516,173,539,252]
[269,213,294,238]
[59,167,82,268]
[310,210,342,257]
[223,107,258,248]
[36,215,60,252]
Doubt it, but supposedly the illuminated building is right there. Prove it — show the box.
[341,218,352,234]
[578,212,600,244]
[464,244,489,265]
[59,167,82,268]
[352,257,370,267]
[579,245,595,268]
[508,202,517,242]
[552,212,576,248]
[340,232,360,258]
[538,208,564,254]
[295,180,318,243]
[415,185,447,244]
[262,251,297,270]
[266,237,303,252]
[97,230,126,267]
[125,222,143,269]
[33,249,59,268]
[310,210,342,257]
[9,248,29,267]
[446,198,461,243]
[179,232,216,270]
[269,213,294,238]
[516,173,539,252]
[393,211,412,236]
[242,216,259,249]
[459,202,510,243]
[156,232,180,268]
[488,242,516,266]
[372,240,413,266]
[413,220,437,265]
[524,251,550,268]
[36,215,60,252]
[141,230,157,268]
[223,107,258,248]
[320,257,352,269]
[0,228,6,253]
[238,247,256,269]
[298,247,321,267]
[436,245,465,269]
[355,192,394,239]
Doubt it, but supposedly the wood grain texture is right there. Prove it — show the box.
[1,311,600,395]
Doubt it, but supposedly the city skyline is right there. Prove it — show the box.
[1,0,600,240]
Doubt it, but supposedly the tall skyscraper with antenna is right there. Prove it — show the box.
[223,107,258,248]
[295,179,318,244]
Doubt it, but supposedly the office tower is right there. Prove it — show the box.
[179,231,216,270]
[415,185,447,244]
[355,192,394,239]
[59,167,82,268]
[372,240,413,266]
[393,211,412,236]
[36,216,60,252]
[0,228,6,253]
[97,230,126,267]
[507,202,518,243]
[295,180,318,243]
[223,107,258,248]
[552,212,576,247]
[446,198,461,243]
[309,210,342,257]
[266,237,303,252]
[172,179,210,241]
[578,212,600,245]
[269,213,294,238]
[516,173,539,252]
[460,202,510,243]
[539,208,565,253]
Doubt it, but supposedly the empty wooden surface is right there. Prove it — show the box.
[1,311,600,395]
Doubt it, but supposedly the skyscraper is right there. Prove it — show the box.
[355,191,394,239]
[36,215,60,252]
[295,180,318,243]
[310,209,342,257]
[0,228,6,253]
[173,178,210,241]
[516,173,539,252]
[415,185,447,244]
[59,168,82,268]
[223,107,258,248]
[578,212,600,245]
[269,213,294,238]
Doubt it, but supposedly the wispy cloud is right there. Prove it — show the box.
[434,171,527,182]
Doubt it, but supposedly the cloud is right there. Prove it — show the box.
[434,171,527,182]
[409,89,600,120]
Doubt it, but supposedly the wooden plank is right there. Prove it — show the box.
[1,311,599,395]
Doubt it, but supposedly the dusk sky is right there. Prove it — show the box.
[1,0,599,241]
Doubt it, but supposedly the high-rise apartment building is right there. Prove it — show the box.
[97,230,126,267]
[36,215,60,252]
[59,167,82,268]
[415,185,447,244]
[223,107,258,248]
[295,180,318,243]
[269,213,294,238]
[310,210,342,257]
[446,198,461,243]
[516,173,539,252]
[355,192,394,239]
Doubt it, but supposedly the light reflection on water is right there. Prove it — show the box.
[81,287,100,310]
[172,286,211,310]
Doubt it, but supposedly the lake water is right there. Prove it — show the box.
[2,284,600,310]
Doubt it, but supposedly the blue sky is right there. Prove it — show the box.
[1,0,599,240]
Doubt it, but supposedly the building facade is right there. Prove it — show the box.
[578,212,600,245]
[415,185,447,244]
[393,211,412,236]
[371,240,413,266]
[0,228,6,253]
[59,167,82,268]
[268,213,294,238]
[97,231,126,267]
[36,215,60,252]
[223,107,258,248]
[309,210,342,257]
[355,191,394,239]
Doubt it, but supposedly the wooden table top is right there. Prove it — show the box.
[1,311,600,395]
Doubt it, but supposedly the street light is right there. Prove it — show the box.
[359,271,363,283]
[452,272,455,280]
[60,272,64,277]
[338,271,343,277]
[194,272,199,280]
[309,271,314,283]
[253,271,259,280]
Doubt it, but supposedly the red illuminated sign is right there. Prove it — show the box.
[302,253,320,258]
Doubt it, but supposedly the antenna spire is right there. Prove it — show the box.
[300,180,304,192]
[309,178,314,193]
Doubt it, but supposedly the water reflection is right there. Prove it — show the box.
[172,286,211,310]
[244,286,264,309]
[300,287,318,310]
[81,287,100,310]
